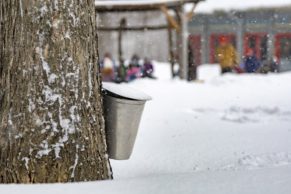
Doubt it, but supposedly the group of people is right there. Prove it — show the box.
[100,53,156,83]
[215,36,278,74]
[101,37,277,83]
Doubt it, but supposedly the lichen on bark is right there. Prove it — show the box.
[0,0,112,183]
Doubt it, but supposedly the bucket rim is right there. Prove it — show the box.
[102,82,152,101]
[104,94,147,105]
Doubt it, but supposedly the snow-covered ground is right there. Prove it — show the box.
[1,62,291,193]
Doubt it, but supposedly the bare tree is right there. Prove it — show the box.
[0,0,112,183]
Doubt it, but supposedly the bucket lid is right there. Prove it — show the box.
[102,82,152,101]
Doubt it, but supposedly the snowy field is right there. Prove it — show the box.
[1,62,291,193]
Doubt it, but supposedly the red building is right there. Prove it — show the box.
[188,7,291,79]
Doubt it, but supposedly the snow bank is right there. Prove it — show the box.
[197,64,221,81]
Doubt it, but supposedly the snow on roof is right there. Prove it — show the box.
[95,0,197,6]
[95,0,290,13]
[194,0,291,13]
[95,0,202,11]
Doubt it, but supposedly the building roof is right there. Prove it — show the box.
[188,6,291,27]
[194,0,291,13]
[95,0,203,12]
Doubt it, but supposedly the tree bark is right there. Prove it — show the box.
[0,0,112,183]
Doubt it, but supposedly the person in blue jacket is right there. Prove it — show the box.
[244,48,261,73]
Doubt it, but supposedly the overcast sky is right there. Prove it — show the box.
[195,0,291,13]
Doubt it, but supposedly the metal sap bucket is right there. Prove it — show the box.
[102,83,152,160]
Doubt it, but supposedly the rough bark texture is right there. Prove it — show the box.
[0,0,112,183]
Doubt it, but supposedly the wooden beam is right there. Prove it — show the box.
[95,0,204,12]
[186,3,198,20]
[160,5,180,32]
[98,25,169,32]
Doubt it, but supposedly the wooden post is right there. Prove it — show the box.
[168,26,176,78]
[267,10,275,61]
[201,17,209,64]
[227,12,245,64]
[176,6,189,80]
[181,11,189,80]
[236,18,244,64]
[118,18,126,81]
[118,18,126,64]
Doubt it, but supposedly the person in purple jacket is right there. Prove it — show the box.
[142,58,156,79]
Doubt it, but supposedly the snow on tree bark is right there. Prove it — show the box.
[0,0,112,183]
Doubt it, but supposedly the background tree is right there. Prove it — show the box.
[0,0,112,183]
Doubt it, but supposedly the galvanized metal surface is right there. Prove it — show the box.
[103,93,148,160]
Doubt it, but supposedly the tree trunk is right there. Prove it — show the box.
[0,0,112,183]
